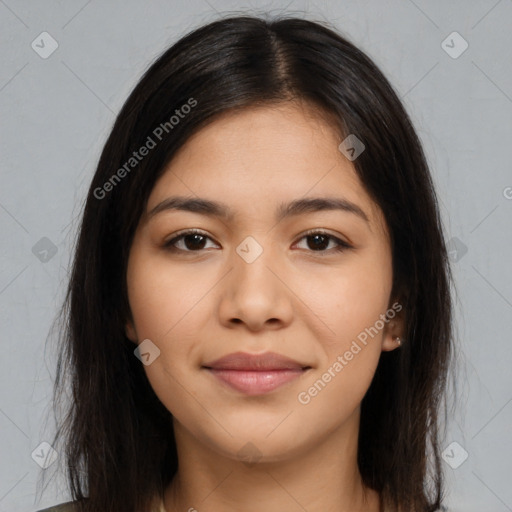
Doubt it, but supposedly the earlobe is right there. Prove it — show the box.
[382,334,402,352]
[125,319,138,344]
[381,307,405,352]
[382,335,403,352]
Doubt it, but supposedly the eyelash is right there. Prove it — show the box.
[163,229,352,255]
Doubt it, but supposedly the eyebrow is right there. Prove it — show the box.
[147,195,370,224]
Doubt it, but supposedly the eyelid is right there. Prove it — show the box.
[163,228,353,253]
[164,228,218,247]
[296,228,352,246]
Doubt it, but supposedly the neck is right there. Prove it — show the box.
[163,409,381,512]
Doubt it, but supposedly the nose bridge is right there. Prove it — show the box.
[232,233,279,293]
[218,232,293,329]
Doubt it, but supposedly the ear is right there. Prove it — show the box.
[125,316,138,344]
[381,300,406,352]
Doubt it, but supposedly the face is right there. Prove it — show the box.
[125,101,403,463]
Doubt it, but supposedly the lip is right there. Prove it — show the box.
[203,351,310,371]
[202,351,311,396]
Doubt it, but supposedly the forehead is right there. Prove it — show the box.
[144,102,387,236]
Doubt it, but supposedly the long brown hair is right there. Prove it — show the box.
[41,14,455,512]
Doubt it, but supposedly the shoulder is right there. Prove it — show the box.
[36,501,80,512]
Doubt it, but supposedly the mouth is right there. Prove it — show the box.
[205,368,308,395]
[202,351,312,396]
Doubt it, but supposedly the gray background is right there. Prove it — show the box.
[1,1,511,511]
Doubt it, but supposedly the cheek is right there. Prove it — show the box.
[126,248,207,340]
[294,251,392,398]
[127,272,198,421]
[126,249,213,410]
[295,274,390,418]
[295,252,392,344]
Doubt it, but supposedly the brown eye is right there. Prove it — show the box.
[305,233,330,251]
[164,230,218,252]
[294,230,352,254]
[163,229,352,255]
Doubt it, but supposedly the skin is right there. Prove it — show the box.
[125,101,405,512]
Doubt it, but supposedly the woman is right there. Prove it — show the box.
[38,13,454,512]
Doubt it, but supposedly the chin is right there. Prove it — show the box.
[198,422,312,463]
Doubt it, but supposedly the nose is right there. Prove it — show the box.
[217,242,294,332]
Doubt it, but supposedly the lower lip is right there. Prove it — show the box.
[205,368,305,395]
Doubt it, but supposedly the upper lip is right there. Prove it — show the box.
[203,351,310,371]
